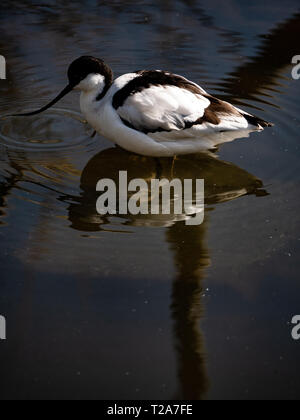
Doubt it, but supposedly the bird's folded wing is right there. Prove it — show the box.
[116,85,211,133]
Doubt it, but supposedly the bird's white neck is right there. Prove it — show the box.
[75,74,106,94]
[79,74,108,120]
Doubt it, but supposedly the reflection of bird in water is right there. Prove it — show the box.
[168,220,210,400]
[11,56,272,157]
[67,147,268,400]
[68,147,267,231]
[0,139,268,400]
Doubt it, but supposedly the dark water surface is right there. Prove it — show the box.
[0,0,300,400]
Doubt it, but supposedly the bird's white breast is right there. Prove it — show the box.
[79,73,138,129]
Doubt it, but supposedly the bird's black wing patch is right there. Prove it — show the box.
[112,70,203,110]
[242,113,274,128]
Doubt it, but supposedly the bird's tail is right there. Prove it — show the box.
[243,113,274,129]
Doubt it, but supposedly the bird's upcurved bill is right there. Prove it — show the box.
[10,84,74,117]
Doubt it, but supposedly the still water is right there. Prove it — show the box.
[0,0,300,400]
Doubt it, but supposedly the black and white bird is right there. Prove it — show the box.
[13,56,273,157]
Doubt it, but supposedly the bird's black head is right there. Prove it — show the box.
[10,56,113,117]
[67,56,113,88]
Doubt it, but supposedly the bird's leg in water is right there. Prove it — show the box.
[171,156,178,178]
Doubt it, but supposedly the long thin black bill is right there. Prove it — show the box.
[9,84,74,117]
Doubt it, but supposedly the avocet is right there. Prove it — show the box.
[12,56,273,157]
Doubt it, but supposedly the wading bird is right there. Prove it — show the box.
[12,56,273,157]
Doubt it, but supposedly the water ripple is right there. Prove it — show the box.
[0,108,94,152]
